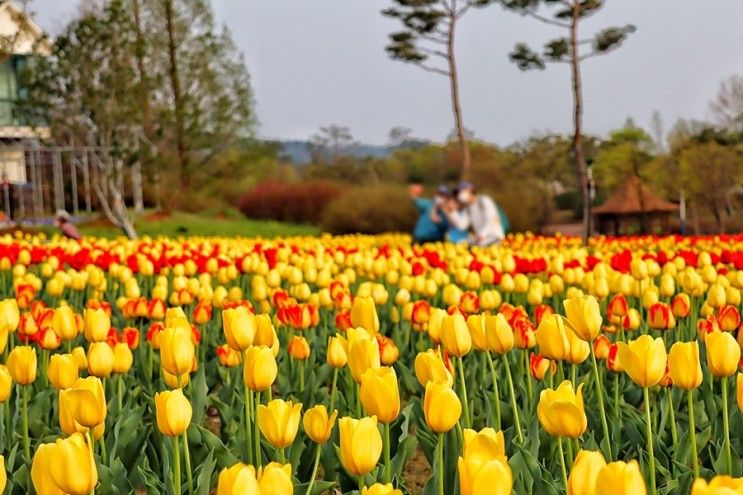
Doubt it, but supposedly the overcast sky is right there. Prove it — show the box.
[30,1,743,146]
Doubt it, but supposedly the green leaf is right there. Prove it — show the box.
[195,451,217,495]
[294,480,336,495]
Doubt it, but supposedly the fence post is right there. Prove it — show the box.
[53,149,64,212]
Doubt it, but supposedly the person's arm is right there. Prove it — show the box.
[446,207,470,230]
[479,196,504,240]
[413,197,430,214]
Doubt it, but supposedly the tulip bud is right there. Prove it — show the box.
[350,296,379,333]
[160,326,195,378]
[617,335,667,388]
[7,346,36,385]
[647,302,675,330]
[222,306,256,351]
[348,337,380,384]
[668,341,703,390]
[705,331,740,378]
[48,354,78,390]
[0,366,11,403]
[52,305,78,341]
[83,308,110,343]
[257,399,302,449]
[244,345,277,392]
[423,381,461,433]
[87,342,115,378]
[362,484,404,495]
[563,295,602,342]
[441,314,472,357]
[671,293,691,318]
[113,343,133,374]
[595,460,647,494]
[217,463,259,493]
[360,366,400,424]
[288,335,310,360]
[72,346,88,371]
[327,336,348,368]
[593,334,611,360]
[339,415,383,476]
[303,404,338,444]
[530,353,555,380]
[49,433,99,494]
[155,389,192,436]
[537,380,586,438]
[568,450,607,495]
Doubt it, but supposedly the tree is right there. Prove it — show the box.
[502,0,634,241]
[709,74,743,132]
[383,0,495,179]
[310,125,358,164]
[25,0,142,237]
[650,110,664,153]
[388,126,413,147]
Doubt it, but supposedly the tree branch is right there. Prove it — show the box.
[579,44,621,61]
[418,46,448,59]
[415,62,449,76]
[524,10,571,28]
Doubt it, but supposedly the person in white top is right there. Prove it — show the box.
[446,181,505,246]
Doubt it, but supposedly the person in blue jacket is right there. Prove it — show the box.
[409,183,448,244]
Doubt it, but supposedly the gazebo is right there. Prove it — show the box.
[593,175,679,235]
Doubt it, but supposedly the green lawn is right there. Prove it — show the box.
[69,211,319,239]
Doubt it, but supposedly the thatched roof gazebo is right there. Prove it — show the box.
[593,175,679,235]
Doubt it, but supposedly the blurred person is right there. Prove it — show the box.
[55,209,81,241]
[445,181,505,246]
[409,183,447,244]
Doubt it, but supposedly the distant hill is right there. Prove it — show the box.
[275,139,429,165]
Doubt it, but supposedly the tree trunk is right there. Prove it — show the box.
[569,2,591,242]
[163,0,189,190]
[446,10,470,180]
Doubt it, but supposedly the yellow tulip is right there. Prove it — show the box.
[155,389,192,436]
[461,427,506,462]
[217,463,259,494]
[31,442,65,495]
[257,399,302,449]
[362,483,404,495]
[705,331,741,378]
[565,325,590,365]
[466,314,487,352]
[257,462,293,494]
[485,314,514,354]
[536,314,570,361]
[72,346,88,371]
[0,299,19,333]
[7,345,36,385]
[360,366,400,424]
[327,335,348,368]
[303,404,337,444]
[595,460,647,495]
[668,341,703,390]
[52,305,78,341]
[243,345,277,392]
[254,314,279,355]
[423,381,461,433]
[738,374,743,413]
[537,380,587,438]
[616,335,667,388]
[458,451,512,495]
[350,296,380,333]
[160,326,195,377]
[414,349,453,387]
[0,455,4,493]
[0,365,11,403]
[563,295,602,342]
[113,343,133,374]
[691,476,743,494]
[222,306,256,351]
[47,354,78,390]
[87,342,114,378]
[83,308,110,342]
[64,377,107,429]
[568,450,607,495]
[441,314,472,357]
[339,415,383,476]
[50,433,98,495]
[348,337,380,383]
[427,308,447,344]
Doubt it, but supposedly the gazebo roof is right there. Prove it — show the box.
[593,175,678,215]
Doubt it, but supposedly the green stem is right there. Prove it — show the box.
[722,376,732,475]
[117,374,123,416]
[456,356,470,428]
[571,363,577,387]
[613,372,620,421]
[384,422,391,483]
[22,384,29,461]
[643,387,657,495]
[306,443,322,495]
[86,430,96,495]
[523,350,533,407]
[590,345,612,460]
[557,437,568,495]
[687,389,699,478]
[299,360,305,391]
[355,383,361,418]
[666,388,678,457]
[501,354,523,443]
[254,391,262,468]
[279,447,286,464]
[329,368,338,411]
[486,352,501,430]
[566,434,574,470]
[244,383,253,463]
[358,475,365,493]
[182,430,193,495]
[172,435,181,495]
[437,432,444,495]
[99,435,108,465]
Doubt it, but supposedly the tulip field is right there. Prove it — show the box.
[0,233,743,494]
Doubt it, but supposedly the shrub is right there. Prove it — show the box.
[320,185,417,234]
[237,180,343,224]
